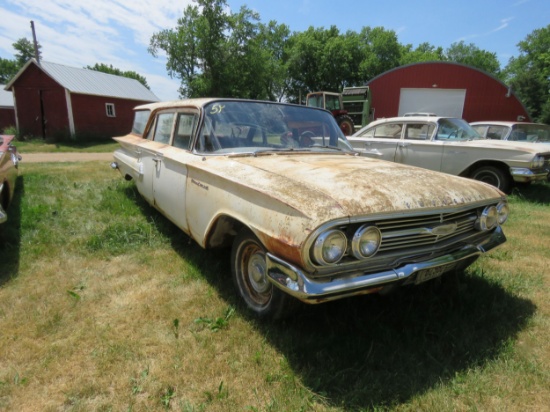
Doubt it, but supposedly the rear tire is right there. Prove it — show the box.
[470,166,511,193]
[231,229,295,319]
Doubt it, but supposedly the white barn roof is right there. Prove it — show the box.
[0,86,14,108]
[5,59,160,102]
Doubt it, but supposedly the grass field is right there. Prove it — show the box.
[0,161,549,411]
[12,138,118,154]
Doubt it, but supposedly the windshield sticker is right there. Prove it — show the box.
[210,104,225,115]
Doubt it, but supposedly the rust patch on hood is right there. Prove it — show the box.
[196,154,503,222]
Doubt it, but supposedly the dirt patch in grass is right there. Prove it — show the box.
[22,152,114,163]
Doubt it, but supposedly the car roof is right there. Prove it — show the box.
[134,98,219,111]
[470,121,546,127]
[368,116,450,125]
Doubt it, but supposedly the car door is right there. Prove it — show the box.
[151,112,198,232]
[395,122,443,171]
[348,122,402,161]
[133,111,174,205]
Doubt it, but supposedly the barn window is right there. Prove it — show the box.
[106,103,116,117]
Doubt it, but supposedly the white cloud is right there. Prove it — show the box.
[490,17,514,34]
[0,0,192,100]
[147,73,181,101]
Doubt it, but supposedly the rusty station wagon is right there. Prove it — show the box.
[111,99,508,318]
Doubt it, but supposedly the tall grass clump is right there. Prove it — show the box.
[0,163,548,411]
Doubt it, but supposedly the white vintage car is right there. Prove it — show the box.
[470,121,550,143]
[349,116,550,193]
[112,99,508,318]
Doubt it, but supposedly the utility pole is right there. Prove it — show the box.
[30,20,40,65]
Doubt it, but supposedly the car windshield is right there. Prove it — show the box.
[435,118,483,141]
[511,124,550,143]
[196,101,354,154]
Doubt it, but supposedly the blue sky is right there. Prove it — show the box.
[1,0,548,101]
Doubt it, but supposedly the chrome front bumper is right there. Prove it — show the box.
[510,167,548,183]
[266,226,506,304]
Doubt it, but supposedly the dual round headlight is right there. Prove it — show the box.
[476,201,509,231]
[531,155,545,169]
[312,225,382,265]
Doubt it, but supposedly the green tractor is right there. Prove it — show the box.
[306,91,355,136]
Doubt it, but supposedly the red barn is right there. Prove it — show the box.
[0,87,16,133]
[366,61,530,122]
[5,59,159,139]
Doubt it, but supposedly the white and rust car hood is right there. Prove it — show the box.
[195,153,503,221]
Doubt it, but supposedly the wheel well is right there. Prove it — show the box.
[459,161,510,179]
[204,215,245,249]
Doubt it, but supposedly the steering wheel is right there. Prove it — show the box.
[300,131,315,147]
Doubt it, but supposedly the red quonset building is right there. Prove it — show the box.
[0,87,16,132]
[5,59,159,139]
[365,61,530,123]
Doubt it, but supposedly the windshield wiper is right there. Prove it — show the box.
[322,145,343,151]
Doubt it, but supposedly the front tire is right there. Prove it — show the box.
[231,229,294,319]
[470,165,511,193]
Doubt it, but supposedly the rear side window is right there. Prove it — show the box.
[356,123,403,138]
[173,113,197,149]
[373,123,403,138]
[131,110,151,136]
[487,126,508,140]
[405,123,434,140]
[152,113,175,144]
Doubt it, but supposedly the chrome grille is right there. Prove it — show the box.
[377,210,477,252]
[311,206,489,278]
[306,200,508,279]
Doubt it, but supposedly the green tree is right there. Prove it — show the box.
[445,41,501,77]
[149,0,287,100]
[256,21,291,101]
[86,63,150,89]
[223,6,264,99]
[0,37,42,83]
[149,0,232,97]
[285,26,365,102]
[12,38,41,66]
[400,42,445,65]
[505,25,550,123]
[0,58,19,84]
[357,27,402,81]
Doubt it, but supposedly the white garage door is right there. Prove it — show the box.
[398,88,466,118]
